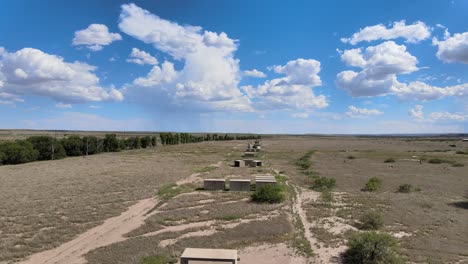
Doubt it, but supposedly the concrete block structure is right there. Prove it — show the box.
[229,179,251,191]
[234,160,245,167]
[255,175,277,190]
[244,151,256,157]
[180,248,238,264]
[243,159,262,167]
[204,179,226,191]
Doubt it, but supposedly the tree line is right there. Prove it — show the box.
[0,133,260,165]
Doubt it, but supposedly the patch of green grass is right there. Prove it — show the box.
[275,174,288,183]
[296,150,315,170]
[311,177,336,191]
[217,215,240,221]
[157,183,194,200]
[141,255,176,264]
[192,166,216,173]
[384,158,396,163]
[364,177,382,192]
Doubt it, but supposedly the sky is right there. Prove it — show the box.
[0,0,467,134]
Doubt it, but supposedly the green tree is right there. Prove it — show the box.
[103,134,120,152]
[27,136,66,160]
[0,141,39,164]
[81,136,98,155]
[141,136,152,148]
[345,231,403,264]
[151,135,157,146]
[62,135,83,156]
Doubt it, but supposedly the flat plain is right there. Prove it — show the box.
[1,134,467,263]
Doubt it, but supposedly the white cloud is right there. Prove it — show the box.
[0,47,123,103]
[243,69,266,78]
[118,3,250,113]
[55,102,72,108]
[346,105,383,118]
[0,92,24,106]
[409,105,467,122]
[433,31,468,63]
[291,112,309,119]
[336,41,418,97]
[245,58,328,111]
[126,47,158,65]
[72,24,122,51]
[409,105,424,120]
[89,105,101,109]
[391,81,468,101]
[342,20,431,45]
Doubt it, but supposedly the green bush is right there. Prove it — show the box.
[27,136,66,160]
[0,141,39,165]
[296,150,315,170]
[398,184,413,193]
[344,231,403,264]
[359,211,384,230]
[384,158,395,163]
[252,184,285,203]
[311,176,336,191]
[0,151,5,165]
[365,177,382,192]
[81,136,99,155]
[62,135,83,156]
[103,134,121,152]
[347,155,356,159]
[428,158,443,164]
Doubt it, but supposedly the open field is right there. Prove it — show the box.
[1,135,467,263]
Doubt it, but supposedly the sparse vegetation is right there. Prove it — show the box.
[384,158,396,163]
[347,155,356,159]
[157,183,194,200]
[364,177,382,192]
[456,150,468,155]
[192,166,217,173]
[359,211,383,230]
[141,255,176,264]
[398,184,414,193]
[311,176,336,191]
[296,150,315,170]
[251,184,285,203]
[344,231,403,264]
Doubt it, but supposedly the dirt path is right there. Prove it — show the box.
[19,172,203,264]
[19,197,159,264]
[292,186,346,264]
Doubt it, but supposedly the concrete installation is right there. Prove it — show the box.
[234,160,245,167]
[244,159,262,167]
[229,179,251,191]
[180,248,238,264]
[203,179,226,191]
[255,175,277,190]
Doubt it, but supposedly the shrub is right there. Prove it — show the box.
[141,255,176,264]
[0,141,39,164]
[359,211,384,230]
[428,158,443,164]
[27,136,66,160]
[384,158,395,163]
[103,134,121,152]
[365,177,382,192]
[398,184,413,193]
[311,176,336,191]
[81,136,99,155]
[456,150,468,155]
[347,155,356,159]
[62,135,83,156]
[141,136,152,148]
[252,184,285,203]
[296,150,315,170]
[452,162,464,167]
[344,231,403,264]
[0,151,4,165]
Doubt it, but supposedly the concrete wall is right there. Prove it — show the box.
[229,179,251,191]
[204,179,226,190]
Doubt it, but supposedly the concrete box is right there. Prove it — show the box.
[204,179,226,191]
[181,248,237,264]
[229,179,251,191]
[244,159,257,167]
[254,160,263,167]
[234,160,245,167]
[256,179,277,190]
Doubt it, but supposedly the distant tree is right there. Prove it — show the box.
[141,136,152,148]
[62,135,83,156]
[81,136,98,155]
[27,136,66,160]
[0,140,39,164]
[103,134,120,152]
[0,151,5,165]
[151,136,157,146]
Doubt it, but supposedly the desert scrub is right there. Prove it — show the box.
[456,150,468,155]
[157,183,194,200]
[398,183,417,193]
[364,177,382,192]
[347,155,356,159]
[296,150,315,170]
[452,162,464,167]
[192,166,216,173]
[359,211,383,230]
[311,176,336,191]
[251,184,285,203]
[344,231,403,264]
[384,158,396,163]
[141,255,177,264]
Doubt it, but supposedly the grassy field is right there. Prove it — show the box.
[0,134,467,263]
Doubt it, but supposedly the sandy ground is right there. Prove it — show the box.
[239,243,308,264]
[19,197,159,264]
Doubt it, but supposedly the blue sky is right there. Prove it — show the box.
[0,0,467,133]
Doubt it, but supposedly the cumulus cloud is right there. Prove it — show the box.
[409,105,467,122]
[243,69,266,78]
[336,41,418,97]
[346,105,383,118]
[244,58,328,111]
[72,24,122,51]
[342,20,431,45]
[391,81,468,101]
[433,30,468,64]
[126,47,158,65]
[0,92,24,105]
[118,3,250,113]
[0,47,123,103]
[55,102,72,108]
